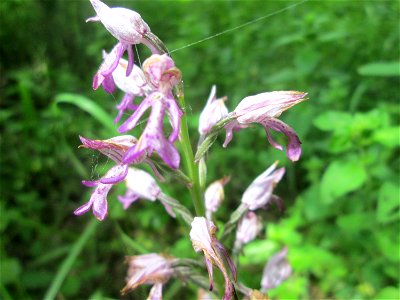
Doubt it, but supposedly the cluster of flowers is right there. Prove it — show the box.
[73,0,307,299]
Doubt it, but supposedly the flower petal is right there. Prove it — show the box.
[260,118,302,161]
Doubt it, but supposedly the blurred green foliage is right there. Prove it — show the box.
[1,0,399,299]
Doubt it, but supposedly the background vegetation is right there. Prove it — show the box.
[1,0,399,299]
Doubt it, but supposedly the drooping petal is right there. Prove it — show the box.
[223,120,237,148]
[73,197,95,215]
[165,95,182,142]
[118,190,140,209]
[147,282,163,300]
[154,138,180,170]
[260,117,302,161]
[91,184,111,220]
[92,43,126,91]
[99,164,128,184]
[115,94,136,123]
[118,93,156,133]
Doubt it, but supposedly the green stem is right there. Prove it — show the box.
[44,219,98,300]
[176,86,205,216]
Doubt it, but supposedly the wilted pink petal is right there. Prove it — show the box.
[261,247,292,291]
[260,118,302,162]
[190,217,237,299]
[121,253,174,296]
[241,162,285,211]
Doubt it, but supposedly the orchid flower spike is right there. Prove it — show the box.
[199,85,229,135]
[118,167,175,218]
[121,253,175,298]
[241,161,285,211]
[224,91,307,161]
[190,217,237,300]
[87,0,167,78]
[205,176,230,220]
[261,247,292,291]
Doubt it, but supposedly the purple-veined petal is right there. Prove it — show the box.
[82,180,98,187]
[214,241,237,281]
[148,282,163,300]
[165,95,182,142]
[92,184,110,220]
[74,198,95,215]
[223,120,237,148]
[118,93,156,133]
[235,91,307,122]
[122,145,147,165]
[118,190,140,209]
[260,117,302,161]
[102,75,115,93]
[101,42,126,77]
[99,164,128,184]
[154,138,180,169]
[115,94,136,123]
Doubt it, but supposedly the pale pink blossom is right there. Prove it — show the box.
[235,212,263,248]
[261,247,292,291]
[224,91,307,161]
[241,162,285,211]
[199,85,229,135]
[205,176,230,220]
[121,253,175,298]
[118,167,175,217]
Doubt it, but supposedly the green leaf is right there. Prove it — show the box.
[372,126,400,148]
[376,182,400,224]
[357,61,400,77]
[336,213,375,232]
[320,158,367,204]
[374,287,400,300]
[0,258,21,285]
[313,111,352,132]
[54,93,116,133]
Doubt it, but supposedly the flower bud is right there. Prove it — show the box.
[261,247,292,291]
[241,162,285,211]
[235,211,263,246]
[205,176,230,218]
[142,54,182,92]
[199,85,229,135]
[88,0,150,45]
